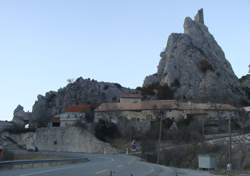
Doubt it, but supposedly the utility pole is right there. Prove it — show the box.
[226,116,232,174]
[229,116,232,166]
[157,111,163,164]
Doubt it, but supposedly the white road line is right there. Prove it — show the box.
[19,165,79,176]
[95,169,108,175]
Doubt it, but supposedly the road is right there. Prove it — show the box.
[0,153,214,176]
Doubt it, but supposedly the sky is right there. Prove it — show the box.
[0,0,249,121]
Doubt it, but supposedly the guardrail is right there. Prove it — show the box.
[0,157,89,169]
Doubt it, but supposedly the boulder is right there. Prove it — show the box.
[12,105,32,129]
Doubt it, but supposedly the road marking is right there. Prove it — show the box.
[96,169,108,175]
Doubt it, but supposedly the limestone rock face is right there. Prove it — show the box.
[0,121,14,132]
[240,74,250,89]
[12,105,32,128]
[240,74,250,101]
[32,77,132,125]
[144,9,246,105]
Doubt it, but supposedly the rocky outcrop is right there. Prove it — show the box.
[0,121,14,133]
[32,77,132,126]
[144,9,247,105]
[12,105,32,128]
[240,74,250,101]
[240,74,250,89]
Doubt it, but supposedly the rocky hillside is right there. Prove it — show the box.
[32,77,132,126]
[143,9,247,105]
[240,74,250,101]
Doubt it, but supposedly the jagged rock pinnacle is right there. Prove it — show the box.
[143,9,247,105]
[194,8,204,24]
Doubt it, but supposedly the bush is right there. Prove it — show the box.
[138,84,175,99]
[103,85,109,90]
[166,118,204,144]
[94,120,121,142]
[114,83,122,89]
[198,59,214,73]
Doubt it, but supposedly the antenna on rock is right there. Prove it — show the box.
[194,8,204,24]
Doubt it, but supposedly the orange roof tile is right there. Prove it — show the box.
[64,104,97,113]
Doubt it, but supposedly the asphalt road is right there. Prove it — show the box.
[0,153,214,176]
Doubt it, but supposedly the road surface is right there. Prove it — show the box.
[0,153,214,176]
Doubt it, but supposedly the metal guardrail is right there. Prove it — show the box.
[0,157,89,169]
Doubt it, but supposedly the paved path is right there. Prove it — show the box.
[0,153,214,176]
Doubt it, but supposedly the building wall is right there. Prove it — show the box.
[120,98,141,104]
[50,112,86,127]
[96,100,237,112]
[10,127,116,154]
[95,108,242,136]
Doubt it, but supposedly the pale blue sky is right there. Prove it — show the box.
[0,0,249,120]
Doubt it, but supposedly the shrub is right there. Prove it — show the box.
[138,84,175,99]
[171,79,180,88]
[94,120,121,142]
[114,83,122,89]
[103,85,109,90]
[198,59,214,73]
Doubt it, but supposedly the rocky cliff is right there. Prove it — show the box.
[143,9,247,105]
[240,74,250,101]
[32,77,132,126]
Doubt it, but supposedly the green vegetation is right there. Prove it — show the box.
[136,84,175,99]
[94,119,121,142]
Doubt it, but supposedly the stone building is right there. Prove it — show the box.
[95,100,241,135]
[49,104,95,127]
